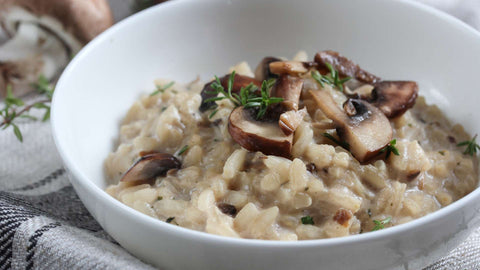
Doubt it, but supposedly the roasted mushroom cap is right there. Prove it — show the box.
[0,0,113,97]
[254,56,281,81]
[310,90,392,162]
[121,153,181,182]
[314,50,380,84]
[228,107,293,158]
[199,73,262,112]
[369,81,418,118]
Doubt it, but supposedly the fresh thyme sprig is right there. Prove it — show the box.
[457,134,480,156]
[372,217,392,231]
[150,81,174,96]
[0,76,53,142]
[322,132,350,151]
[311,62,351,91]
[380,139,400,159]
[205,71,283,120]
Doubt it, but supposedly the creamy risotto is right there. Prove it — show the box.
[105,51,478,240]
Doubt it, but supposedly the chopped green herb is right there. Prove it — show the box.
[380,139,400,159]
[161,106,167,112]
[322,132,350,151]
[311,63,351,92]
[438,150,445,156]
[208,109,219,119]
[457,134,480,156]
[166,217,175,223]
[301,215,315,225]
[372,217,392,231]
[205,71,283,120]
[177,145,189,155]
[150,81,175,96]
[157,196,163,200]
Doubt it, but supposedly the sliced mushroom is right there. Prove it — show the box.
[228,74,306,156]
[310,90,392,162]
[0,0,113,97]
[269,61,314,76]
[279,108,307,135]
[199,73,262,112]
[270,74,304,111]
[228,107,293,158]
[314,50,380,84]
[120,153,181,182]
[369,81,418,118]
[254,56,281,81]
[270,74,305,135]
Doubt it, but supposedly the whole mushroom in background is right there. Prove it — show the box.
[0,0,113,97]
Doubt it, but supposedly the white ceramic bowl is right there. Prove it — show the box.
[51,0,480,269]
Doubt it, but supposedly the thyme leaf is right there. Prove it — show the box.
[372,217,392,231]
[206,71,282,120]
[301,215,314,225]
[311,63,351,91]
[380,139,400,159]
[457,134,480,156]
[150,81,175,96]
[0,76,54,142]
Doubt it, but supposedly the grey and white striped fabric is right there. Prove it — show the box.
[1,0,480,269]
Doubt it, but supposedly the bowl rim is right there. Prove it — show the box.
[52,0,480,247]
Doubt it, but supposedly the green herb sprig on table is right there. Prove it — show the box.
[311,62,351,92]
[372,217,392,231]
[204,71,283,120]
[0,76,53,142]
[457,134,480,156]
[380,139,400,159]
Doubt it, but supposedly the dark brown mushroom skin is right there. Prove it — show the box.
[228,107,293,158]
[120,153,181,182]
[369,81,419,118]
[254,56,282,81]
[314,50,380,84]
[199,73,262,112]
